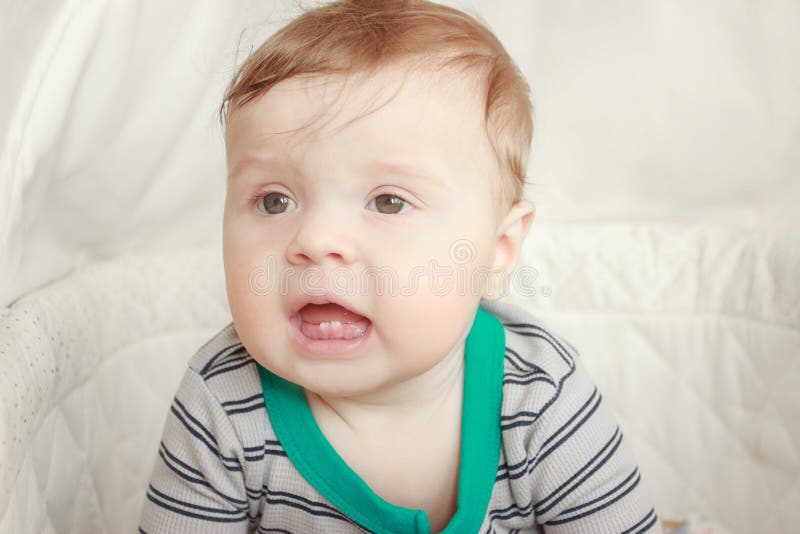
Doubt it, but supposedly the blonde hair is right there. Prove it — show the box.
[221,0,533,216]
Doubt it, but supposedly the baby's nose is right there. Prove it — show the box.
[285,211,357,266]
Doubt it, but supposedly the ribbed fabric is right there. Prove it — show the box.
[139,300,662,533]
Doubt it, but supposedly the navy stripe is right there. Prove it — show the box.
[222,393,264,407]
[225,402,266,417]
[488,506,533,522]
[635,512,659,534]
[500,382,600,482]
[170,405,239,469]
[501,418,541,431]
[268,489,349,519]
[503,371,551,384]
[208,352,251,374]
[158,448,211,488]
[501,454,529,474]
[173,398,218,446]
[146,493,248,523]
[242,485,351,519]
[158,445,247,506]
[499,388,601,482]
[501,410,540,423]
[205,358,256,381]
[170,403,243,470]
[545,469,641,525]
[518,358,576,430]
[244,440,282,452]
[505,347,540,371]
[504,353,529,373]
[505,347,548,374]
[157,449,214,493]
[160,441,203,477]
[503,375,557,387]
[264,495,354,523]
[504,323,576,367]
[238,440,287,461]
[496,454,529,482]
[486,501,534,521]
[535,427,623,512]
[503,368,551,380]
[200,343,244,375]
[559,468,638,517]
[508,330,574,368]
[244,447,287,461]
[206,347,249,373]
[540,388,599,452]
[148,484,245,515]
[484,501,534,533]
[535,428,623,514]
[501,329,578,433]
[172,399,267,464]
[622,508,657,534]
[495,469,509,482]
[258,529,292,534]
[533,389,602,467]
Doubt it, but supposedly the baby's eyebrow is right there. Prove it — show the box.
[362,160,449,190]
[227,153,288,182]
[228,156,449,190]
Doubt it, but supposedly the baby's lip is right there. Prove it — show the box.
[289,293,368,320]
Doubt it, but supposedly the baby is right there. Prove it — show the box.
[139,1,661,532]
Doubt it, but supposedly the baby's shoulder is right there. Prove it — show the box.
[482,299,579,395]
[181,322,266,421]
[188,322,249,375]
[481,300,592,436]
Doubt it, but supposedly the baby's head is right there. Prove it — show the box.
[221,0,535,398]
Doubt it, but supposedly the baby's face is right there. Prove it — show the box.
[223,65,504,398]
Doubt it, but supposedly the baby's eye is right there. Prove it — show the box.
[257,192,297,214]
[366,193,412,215]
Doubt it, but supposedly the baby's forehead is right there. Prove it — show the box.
[224,62,499,199]
[228,65,486,148]
[276,59,480,98]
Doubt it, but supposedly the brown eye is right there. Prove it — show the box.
[368,194,411,215]
[259,192,296,214]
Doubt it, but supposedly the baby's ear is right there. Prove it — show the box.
[484,199,535,299]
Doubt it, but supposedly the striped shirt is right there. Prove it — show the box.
[139,300,661,533]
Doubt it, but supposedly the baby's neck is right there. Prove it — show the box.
[305,339,467,529]
[305,338,466,435]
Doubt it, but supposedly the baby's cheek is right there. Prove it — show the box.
[226,277,261,340]
[380,287,476,360]
[223,244,276,337]
[223,250,254,304]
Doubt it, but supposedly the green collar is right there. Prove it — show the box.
[257,305,505,533]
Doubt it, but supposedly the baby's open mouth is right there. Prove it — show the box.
[298,303,371,340]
